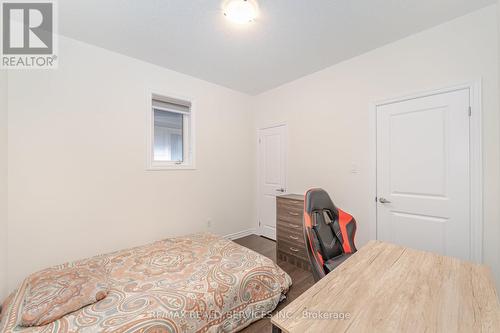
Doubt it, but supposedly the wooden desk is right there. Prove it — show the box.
[271,241,500,332]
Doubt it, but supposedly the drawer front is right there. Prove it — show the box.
[277,211,302,225]
[277,219,303,232]
[277,238,307,260]
[277,224,304,244]
[277,199,303,215]
[277,200,303,225]
[277,251,311,271]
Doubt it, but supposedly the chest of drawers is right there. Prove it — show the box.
[276,194,310,271]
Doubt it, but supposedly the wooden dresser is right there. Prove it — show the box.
[276,194,310,271]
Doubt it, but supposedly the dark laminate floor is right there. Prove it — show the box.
[233,235,315,332]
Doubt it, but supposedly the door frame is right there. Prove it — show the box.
[368,81,483,263]
[257,123,288,237]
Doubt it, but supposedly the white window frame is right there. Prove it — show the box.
[146,90,196,170]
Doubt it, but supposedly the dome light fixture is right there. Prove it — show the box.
[223,0,258,24]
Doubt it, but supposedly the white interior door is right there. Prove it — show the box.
[376,88,471,260]
[259,125,287,240]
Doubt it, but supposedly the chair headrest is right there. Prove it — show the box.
[304,188,338,217]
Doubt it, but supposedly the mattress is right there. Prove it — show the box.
[0,233,292,332]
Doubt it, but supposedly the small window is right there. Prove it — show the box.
[148,94,194,169]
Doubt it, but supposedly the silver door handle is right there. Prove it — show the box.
[276,188,285,193]
[379,197,392,204]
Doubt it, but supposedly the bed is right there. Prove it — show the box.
[0,233,292,332]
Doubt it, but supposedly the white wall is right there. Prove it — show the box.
[498,0,500,287]
[254,6,500,287]
[6,36,255,291]
[0,70,7,301]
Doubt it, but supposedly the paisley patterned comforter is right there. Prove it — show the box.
[0,233,292,332]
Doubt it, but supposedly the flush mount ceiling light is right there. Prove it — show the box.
[223,0,258,24]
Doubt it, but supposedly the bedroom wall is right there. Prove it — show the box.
[0,70,7,301]
[6,36,255,291]
[253,5,500,288]
[498,0,500,281]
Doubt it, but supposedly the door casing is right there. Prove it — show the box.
[369,81,483,263]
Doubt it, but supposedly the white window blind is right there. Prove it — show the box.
[152,94,191,114]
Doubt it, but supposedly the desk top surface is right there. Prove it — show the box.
[271,240,500,332]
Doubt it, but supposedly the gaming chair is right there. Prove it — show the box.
[303,188,357,282]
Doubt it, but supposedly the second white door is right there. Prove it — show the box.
[376,88,471,260]
[258,125,287,240]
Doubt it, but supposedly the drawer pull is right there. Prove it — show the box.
[290,247,300,253]
[288,211,300,216]
[287,223,300,229]
[289,235,299,240]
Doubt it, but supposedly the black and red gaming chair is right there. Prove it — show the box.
[303,188,357,282]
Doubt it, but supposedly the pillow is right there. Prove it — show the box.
[20,267,109,327]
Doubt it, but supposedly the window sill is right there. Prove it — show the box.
[146,163,196,171]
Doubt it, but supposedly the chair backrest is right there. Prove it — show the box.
[303,188,357,281]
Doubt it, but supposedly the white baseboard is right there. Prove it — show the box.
[224,228,258,240]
